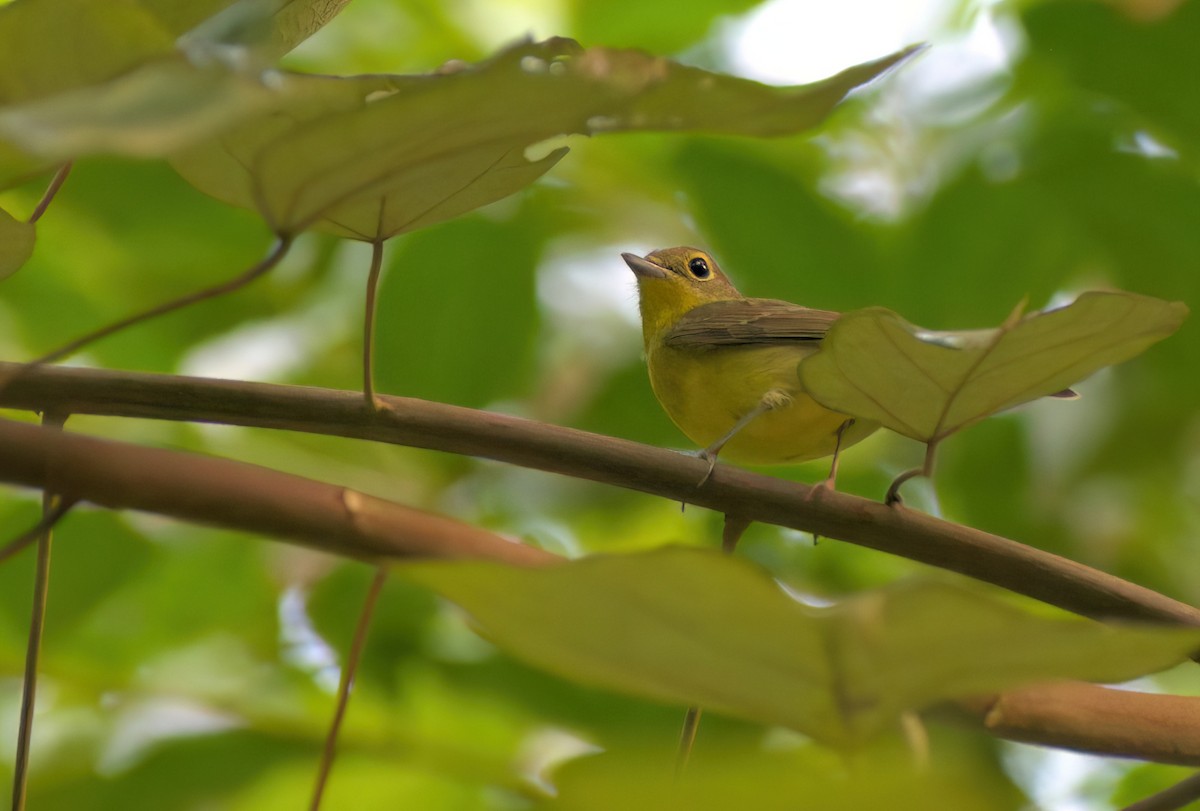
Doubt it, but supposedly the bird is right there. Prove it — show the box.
[622,246,877,484]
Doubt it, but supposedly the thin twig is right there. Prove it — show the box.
[677,514,753,773]
[722,514,751,555]
[309,566,388,811]
[886,440,939,506]
[361,240,386,408]
[0,499,75,566]
[1122,772,1200,811]
[11,412,67,811]
[675,706,703,778]
[27,162,73,224]
[10,236,292,373]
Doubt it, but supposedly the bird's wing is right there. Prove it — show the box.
[662,298,841,349]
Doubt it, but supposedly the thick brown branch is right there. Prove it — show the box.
[0,417,555,568]
[0,362,1197,628]
[4,414,1200,765]
[952,682,1200,766]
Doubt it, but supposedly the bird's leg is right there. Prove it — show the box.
[811,418,855,495]
[806,419,855,545]
[696,390,791,486]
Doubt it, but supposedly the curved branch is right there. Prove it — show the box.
[4,415,1200,766]
[0,417,555,568]
[952,682,1200,766]
[0,362,1197,628]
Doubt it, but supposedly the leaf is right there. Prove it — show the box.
[170,38,920,240]
[0,206,35,279]
[0,0,336,106]
[0,0,344,185]
[179,0,352,64]
[547,745,1020,811]
[798,291,1189,443]
[0,58,282,164]
[0,0,178,105]
[398,547,1200,747]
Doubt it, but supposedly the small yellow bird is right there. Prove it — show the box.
[622,247,877,479]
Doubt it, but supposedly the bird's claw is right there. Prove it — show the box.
[696,449,718,487]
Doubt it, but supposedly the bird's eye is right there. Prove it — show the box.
[688,257,711,279]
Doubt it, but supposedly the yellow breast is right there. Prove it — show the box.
[646,342,873,465]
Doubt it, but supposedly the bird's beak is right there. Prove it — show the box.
[621,252,668,279]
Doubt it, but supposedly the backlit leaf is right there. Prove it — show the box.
[399,547,1200,747]
[547,745,1019,811]
[799,291,1188,443]
[0,0,344,186]
[0,59,281,163]
[169,38,919,240]
[179,0,352,64]
[0,206,34,279]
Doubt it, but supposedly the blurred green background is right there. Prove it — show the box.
[1,0,1198,807]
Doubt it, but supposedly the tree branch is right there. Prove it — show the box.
[0,417,555,568]
[3,413,1200,766]
[952,682,1200,766]
[0,362,1197,628]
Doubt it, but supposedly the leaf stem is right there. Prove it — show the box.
[1121,772,1200,811]
[0,499,75,566]
[676,513,753,773]
[27,162,72,225]
[21,235,292,370]
[885,440,939,506]
[361,240,386,409]
[11,413,67,811]
[674,706,703,779]
[309,566,388,811]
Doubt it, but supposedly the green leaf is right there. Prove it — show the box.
[0,58,282,164]
[170,38,919,240]
[398,547,1200,747]
[546,745,1021,811]
[0,205,34,279]
[0,0,337,106]
[799,291,1189,443]
[0,0,177,105]
[180,0,352,64]
[0,0,345,185]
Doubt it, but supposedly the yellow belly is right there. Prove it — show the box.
[646,342,876,465]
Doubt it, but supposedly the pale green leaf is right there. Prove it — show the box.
[547,746,1017,811]
[0,0,343,185]
[0,0,177,105]
[0,206,34,279]
[799,291,1189,442]
[179,0,351,64]
[398,547,1200,747]
[0,0,334,105]
[170,38,919,240]
[0,58,281,163]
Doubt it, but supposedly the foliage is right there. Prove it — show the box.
[800,291,1187,444]
[1,0,1198,809]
